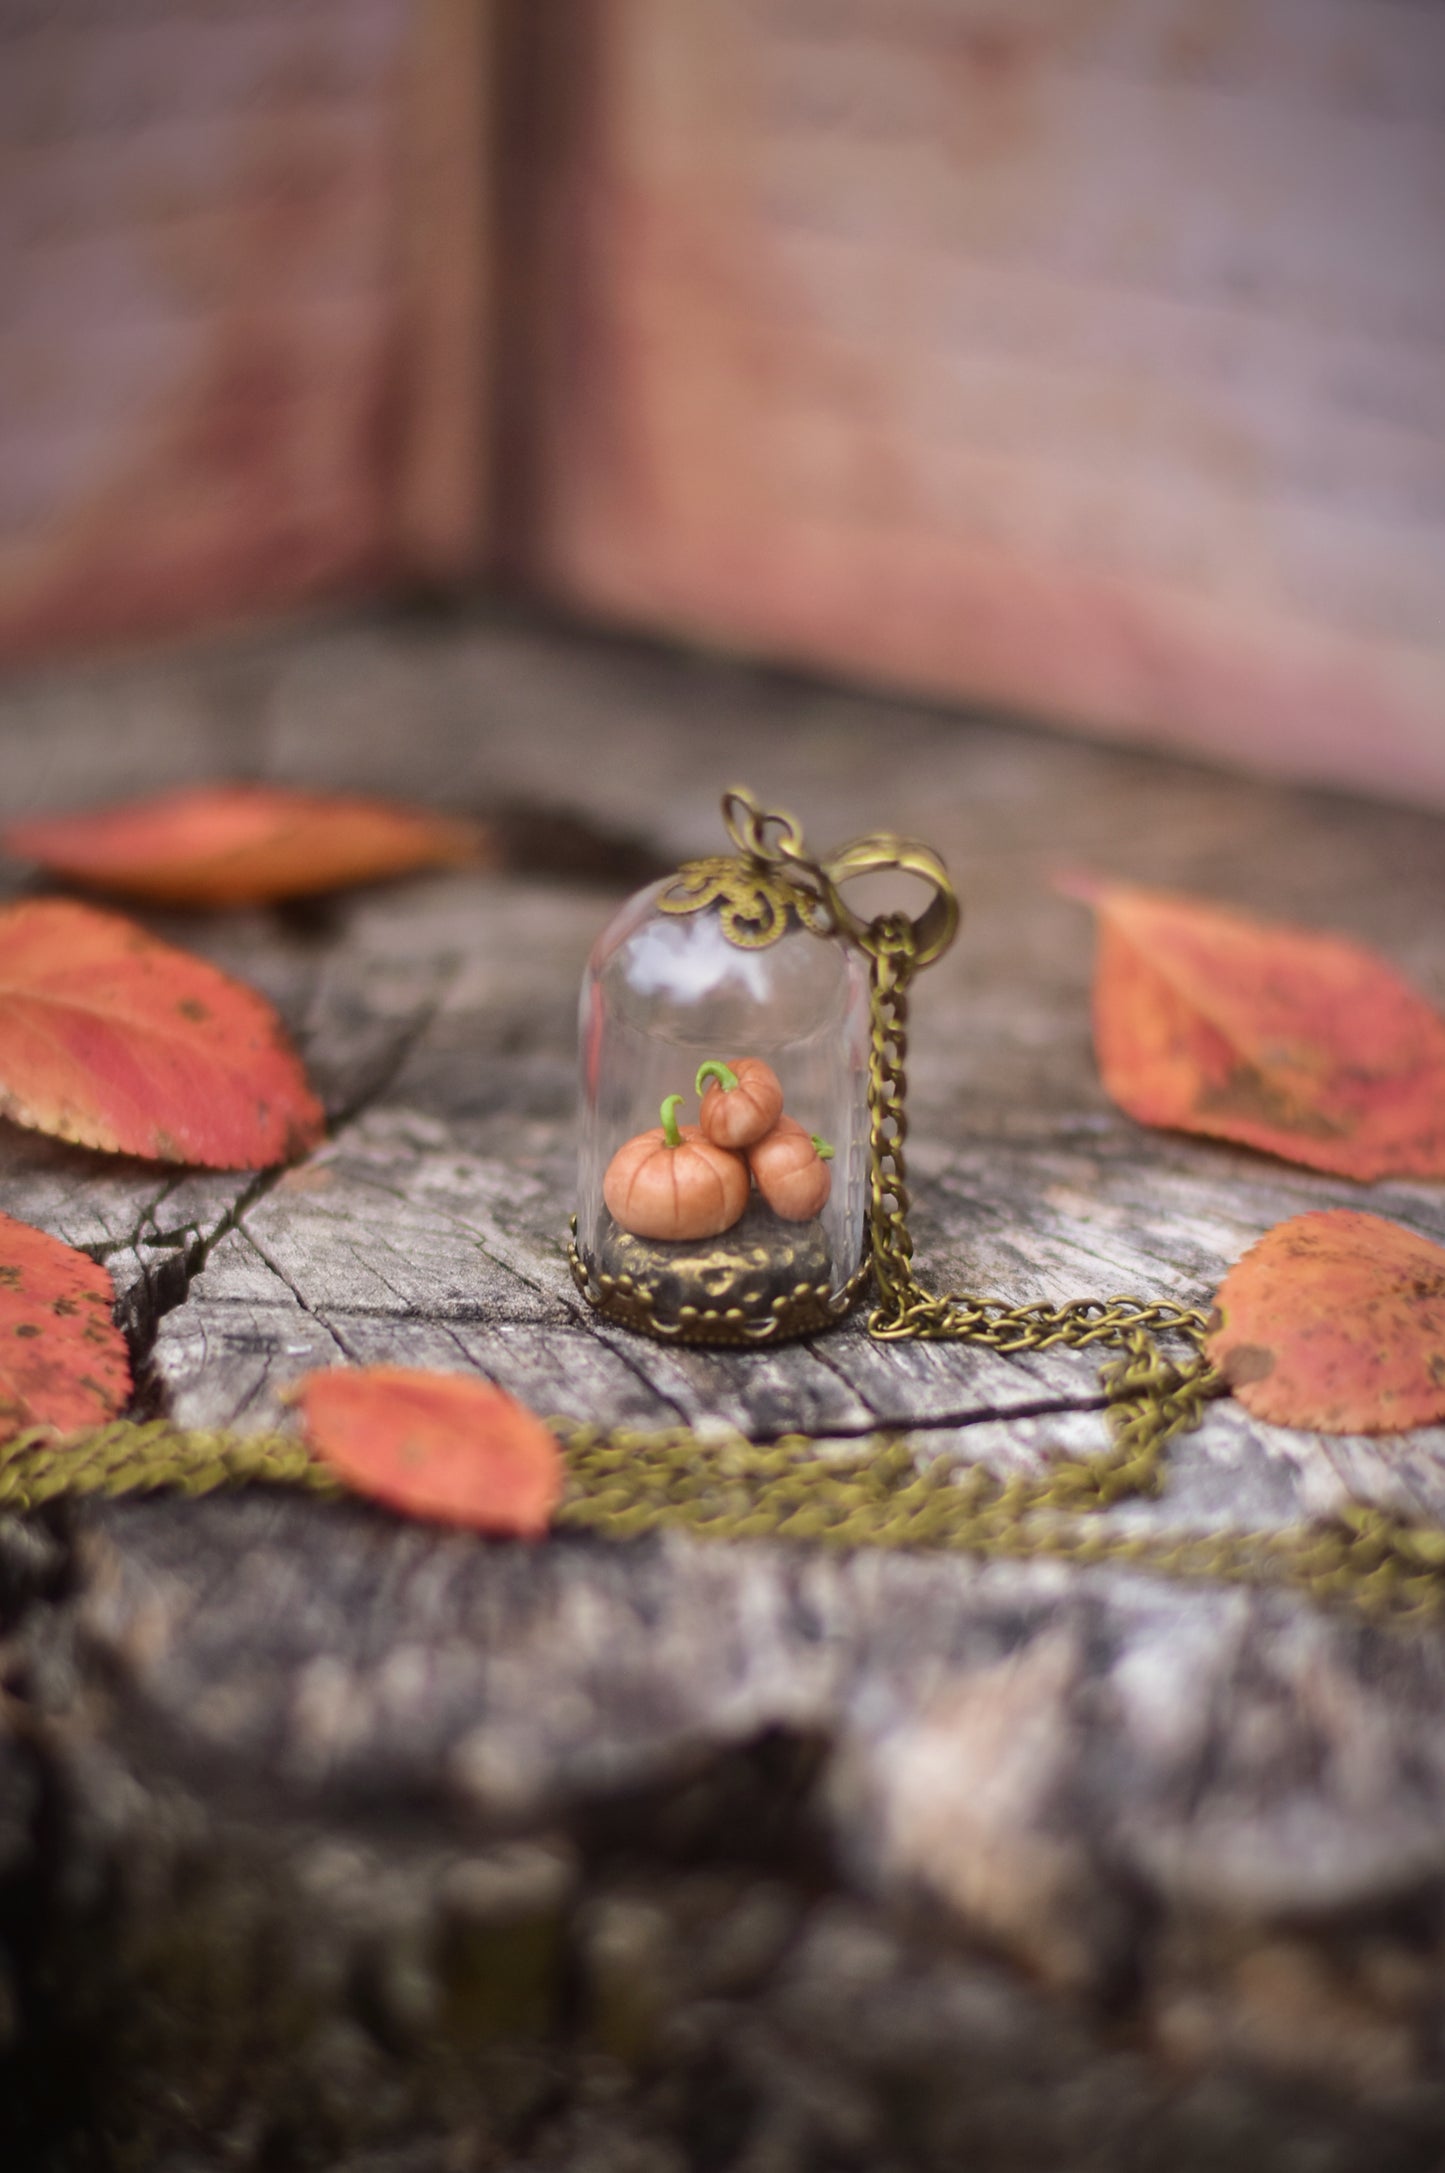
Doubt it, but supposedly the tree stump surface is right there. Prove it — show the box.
[2,612,1445,2170]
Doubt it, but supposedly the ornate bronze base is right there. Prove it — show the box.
[567,1205,867,1346]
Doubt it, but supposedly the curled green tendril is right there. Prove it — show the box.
[695,1060,738,1096]
[660,1094,685,1147]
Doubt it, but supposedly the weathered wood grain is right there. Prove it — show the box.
[2,610,1445,2165]
[14,1492,1445,2164]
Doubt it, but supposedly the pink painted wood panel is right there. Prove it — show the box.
[519,0,1445,807]
[0,0,487,661]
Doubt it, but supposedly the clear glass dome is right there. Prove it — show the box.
[572,877,872,1343]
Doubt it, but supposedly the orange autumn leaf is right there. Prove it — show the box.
[4,782,484,908]
[0,1210,130,1444]
[293,1367,563,1535]
[1207,1210,1445,1434]
[1075,880,1445,1180]
[0,898,324,1168]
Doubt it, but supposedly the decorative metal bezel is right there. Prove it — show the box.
[567,1218,868,1346]
[655,855,833,950]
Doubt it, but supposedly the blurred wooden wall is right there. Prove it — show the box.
[0,0,489,660]
[3,0,1444,808]
[506,0,1445,808]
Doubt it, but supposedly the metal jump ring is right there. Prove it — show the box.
[821,834,960,966]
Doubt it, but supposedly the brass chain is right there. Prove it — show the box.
[4,1408,1443,1625]
[2,793,1443,1625]
[549,1421,1445,1624]
[0,1420,339,1513]
[842,907,1445,1623]
[862,911,1219,1358]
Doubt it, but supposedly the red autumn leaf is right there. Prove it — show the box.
[1207,1210,1445,1433]
[4,782,485,908]
[292,1367,563,1536]
[0,1210,130,1443]
[0,898,324,1167]
[1072,879,1445,1180]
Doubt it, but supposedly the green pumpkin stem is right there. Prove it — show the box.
[660,1094,685,1148]
[695,1059,739,1097]
[811,1135,835,1160]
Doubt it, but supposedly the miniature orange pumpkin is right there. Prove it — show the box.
[604,1094,750,1240]
[695,1057,785,1149]
[748,1116,834,1221]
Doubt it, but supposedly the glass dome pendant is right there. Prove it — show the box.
[570,788,958,1345]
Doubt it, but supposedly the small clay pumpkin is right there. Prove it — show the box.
[748,1115,834,1221]
[604,1094,750,1241]
[695,1057,785,1150]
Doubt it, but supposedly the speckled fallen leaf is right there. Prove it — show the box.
[1207,1210,1445,1433]
[1071,880,1445,1180]
[0,1211,130,1444]
[0,898,324,1167]
[292,1367,563,1535]
[4,782,484,907]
